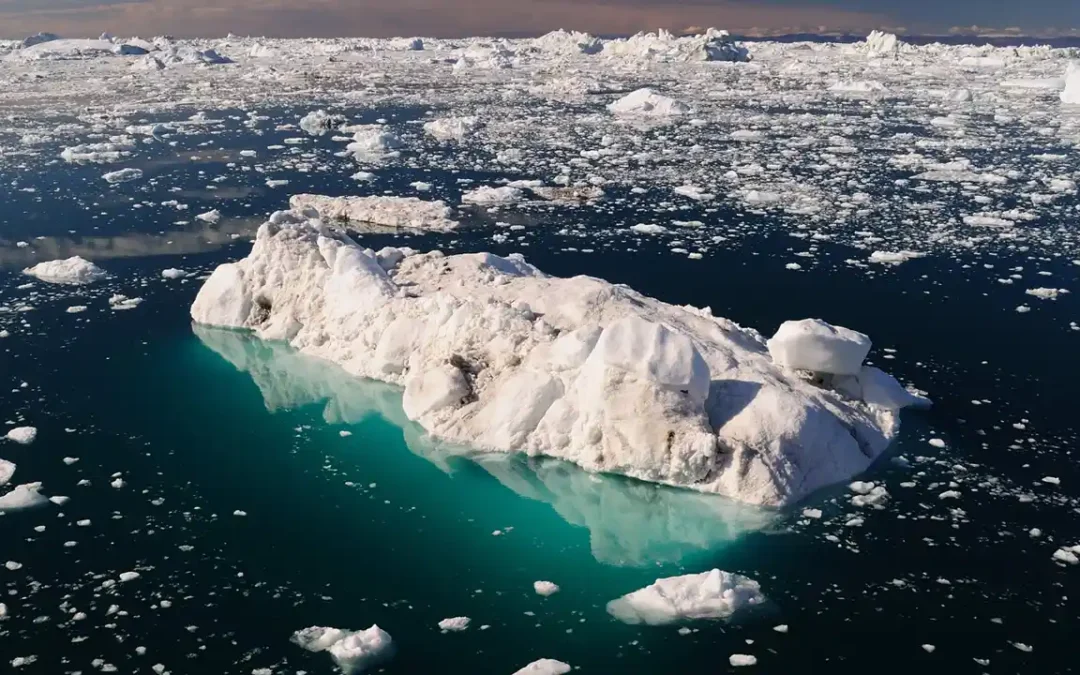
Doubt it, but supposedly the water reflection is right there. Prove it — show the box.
[0,217,260,270]
[194,325,774,566]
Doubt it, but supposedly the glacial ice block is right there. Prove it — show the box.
[606,568,765,625]
[190,209,925,507]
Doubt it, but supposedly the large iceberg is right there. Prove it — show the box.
[191,209,925,507]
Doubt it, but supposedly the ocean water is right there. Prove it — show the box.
[2,107,1079,675]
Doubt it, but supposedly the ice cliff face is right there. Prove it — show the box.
[191,210,926,507]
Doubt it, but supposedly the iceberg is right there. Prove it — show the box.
[608,88,689,117]
[290,625,394,673]
[606,568,765,625]
[1063,62,1080,105]
[190,210,925,507]
[23,257,106,284]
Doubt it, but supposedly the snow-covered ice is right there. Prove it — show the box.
[190,210,924,507]
[23,257,106,284]
[606,568,764,625]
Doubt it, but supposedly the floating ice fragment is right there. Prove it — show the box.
[5,427,36,444]
[23,257,105,285]
[290,625,394,672]
[438,616,470,631]
[102,168,143,184]
[511,659,571,675]
[533,581,560,597]
[729,654,757,666]
[607,569,764,625]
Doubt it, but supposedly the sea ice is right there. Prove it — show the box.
[608,88,689,117]
[0,483,48,511]
[191,211,924,506]
[606,569,764,625]
[5,427,37,444]
[438,616,470,631]
[102,168,144,184]
[533,581,560,596]
[289,194,459,231]
[290,625,394,672]
[423,116,479,142]
[23,257,106,284]
[512,659,572,675]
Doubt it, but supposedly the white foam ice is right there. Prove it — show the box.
[290,625,394,673]
[190,211,925,507]
[606,568,765,625]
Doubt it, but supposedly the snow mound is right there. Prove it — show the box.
[423,116,479,142]
[290,625,394,672]
[23,257,106,285]
[289,194,459,231]
[1063,62,1080,105]
[608,88,689,117]
[767,319,871,376]
[607,569,765,625]
[512,659,572,675]
[190,210,924,507]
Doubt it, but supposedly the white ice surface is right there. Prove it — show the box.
[190,211,923,507]
[23,257,106,284]
[606,568,764,625]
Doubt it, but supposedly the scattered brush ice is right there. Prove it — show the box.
[423,116,479,142]
[438,616,470,632]
[196,209,221,224]
[0,460,14,486]
[729,654,758,667]
[190,211,924,506]
[533,581,560,597]
[23,256,106,284]
[300,110,347,136]
[0,483,48,511]
[607,569,764,625]
[512,659,572,675]
[870,251,924,265]
[5,427,37,444]
[1061,62,1080,105]
[102,168,143,184]
[462,186,526,205]
[1053,545,1080,565]
[767,319,871,376]
[608,88,688,117]
[162,268,186,279]
[290,625,394,673]
[1025,288,1068,301]
[289,194,458,232]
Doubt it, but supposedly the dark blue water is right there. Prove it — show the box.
[1,107,1078,674]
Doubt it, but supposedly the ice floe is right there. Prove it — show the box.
[606,568,764,625]
[290,625,394,672]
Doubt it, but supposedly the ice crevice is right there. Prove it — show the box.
[191,208,929,507]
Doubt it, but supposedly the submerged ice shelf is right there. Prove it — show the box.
[191,208,927,507]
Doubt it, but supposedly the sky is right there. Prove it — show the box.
[0,0,1078,40]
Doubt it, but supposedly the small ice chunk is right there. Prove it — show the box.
[196,209,221,224]
[0,483,48,511]
[438,616,470,632]
[119,571,140,582]
[102,168,143,184]
[511,659,572,675]
[0,460,14,487]
[607,569,764,625]
[533,581,560,597]
[290,625,394,672]
[162,268,186,279]
[5,427,36,444]
[729,654,757,667]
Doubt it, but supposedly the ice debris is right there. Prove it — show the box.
[5,427,37,444]
[606,569,764,625]
[289,194,458,232]
[290,625,394,673]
